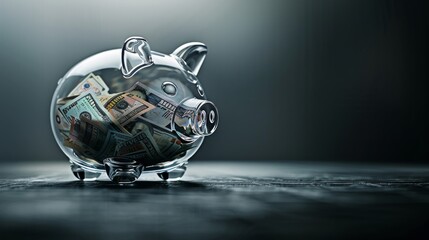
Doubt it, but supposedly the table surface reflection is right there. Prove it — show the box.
[0,161,428,240]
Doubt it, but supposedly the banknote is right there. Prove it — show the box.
[58,129,70,139]
[68,73,110,97]
[57,74,110,105]
[115,125,164,163]
[104,92,155,126]
[128,82,179,131]
[97,93,118,105]
[68,116,130,161]
[152,128,183,158]
[96,130,131,160]
[55,108,70,131]
[56,95,78,106]
[69,116,107,153]
[130,121,181,157]
[130,121,150,135]
[58,91,128,133]
[64,136,97,157]
[131,121,194,159]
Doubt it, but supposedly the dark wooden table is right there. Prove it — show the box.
[0,161,428,239]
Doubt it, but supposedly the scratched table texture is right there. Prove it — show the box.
[0,161,428,240]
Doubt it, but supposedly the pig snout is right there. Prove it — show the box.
[173,98,219,141]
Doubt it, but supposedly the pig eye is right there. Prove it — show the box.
[162,82,177,96]
[196,84,204,97]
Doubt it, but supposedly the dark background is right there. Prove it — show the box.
[0,0,428,163]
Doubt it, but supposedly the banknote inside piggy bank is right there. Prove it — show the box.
[50,37,218,183]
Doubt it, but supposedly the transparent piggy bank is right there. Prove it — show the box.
[50,37,218,183]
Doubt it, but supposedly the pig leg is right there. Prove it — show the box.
[157,163,188,181]
[70,163,101,181]
[104,157,143,184]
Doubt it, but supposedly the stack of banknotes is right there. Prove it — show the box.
[55,73,194,166]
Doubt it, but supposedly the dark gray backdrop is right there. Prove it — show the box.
[0,0,427,163]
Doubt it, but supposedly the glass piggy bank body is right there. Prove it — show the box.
[50,37,218,183]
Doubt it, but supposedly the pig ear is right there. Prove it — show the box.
[121,36,153,78]
[172,42,207,75]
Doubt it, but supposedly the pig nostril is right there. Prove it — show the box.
[198,110,206,128]
[209,110,215,124]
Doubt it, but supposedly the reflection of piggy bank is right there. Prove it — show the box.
[50,37,218,183]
